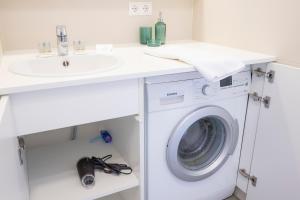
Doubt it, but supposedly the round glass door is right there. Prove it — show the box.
[167,106,239,181]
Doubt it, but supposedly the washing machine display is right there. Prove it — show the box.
[166,106,238,181]
[220,76,233,87]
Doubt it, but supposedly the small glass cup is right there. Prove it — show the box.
[140,27,152,45]
[73,40,85,52]
[38,42,52,54]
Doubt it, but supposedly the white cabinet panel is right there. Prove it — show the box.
[247,63,300,200]
[27,140,139,200]
[237,64,267,192]
[0,96,29,200]
[11,79,139,135]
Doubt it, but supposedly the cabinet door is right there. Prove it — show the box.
[0,96,29,200]
[237,64,267,192]
[247,63,300,200]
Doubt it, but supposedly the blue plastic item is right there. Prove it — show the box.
[101,130,112,143]
[90,130,112,144]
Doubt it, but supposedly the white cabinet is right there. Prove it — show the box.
[26,116,141,200]
[238,63,300,199]
[3,64,300,200]
[0,79,144,200]
[11,79,139,135]
[236,64,268,192]
[0,96,29,200]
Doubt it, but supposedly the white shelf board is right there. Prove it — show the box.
[26,140,139,200]
[95,193,123,200]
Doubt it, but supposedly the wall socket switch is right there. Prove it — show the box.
[129,2,152,16]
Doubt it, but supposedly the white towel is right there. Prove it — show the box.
[144,44,246,82]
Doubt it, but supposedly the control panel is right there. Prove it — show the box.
[146,70,251,113]
[193,71,250,99]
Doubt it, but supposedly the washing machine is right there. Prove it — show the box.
[145,70,250,200]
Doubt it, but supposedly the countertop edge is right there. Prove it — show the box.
[0,42,277,95]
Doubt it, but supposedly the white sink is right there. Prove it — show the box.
[9,54,120,77]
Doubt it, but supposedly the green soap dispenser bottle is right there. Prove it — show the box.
[155,12,166,45]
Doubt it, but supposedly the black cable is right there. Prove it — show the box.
[91,155,133,175]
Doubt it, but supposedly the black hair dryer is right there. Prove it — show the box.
[77,157,95,188]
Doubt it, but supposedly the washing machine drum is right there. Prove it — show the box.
[167,106,239,182]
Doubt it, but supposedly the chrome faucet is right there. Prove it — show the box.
[56,25,68,56]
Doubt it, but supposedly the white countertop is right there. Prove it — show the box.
[0,42,276,95]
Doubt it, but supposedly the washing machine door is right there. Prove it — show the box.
[166,106,239,182]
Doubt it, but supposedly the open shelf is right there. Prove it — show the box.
[26,139,139,200]
[96,193,124,200]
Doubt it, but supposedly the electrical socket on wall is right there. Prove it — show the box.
[129,2,152,16]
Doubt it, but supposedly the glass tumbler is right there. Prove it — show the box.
[140,27,152,45]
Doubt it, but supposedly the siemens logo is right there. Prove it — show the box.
[167,92,178,96]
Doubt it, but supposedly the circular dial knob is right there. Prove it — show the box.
[202,84,217,96]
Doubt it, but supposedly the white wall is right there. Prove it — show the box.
[193,0,300,67]
[0,0,194,51]
[0,39,2,64]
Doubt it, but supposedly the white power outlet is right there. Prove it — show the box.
[129,3,139,16]
[129,2,152,16]
[140,2,152,15]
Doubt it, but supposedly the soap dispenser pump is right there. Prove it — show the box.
[155,12,166,45]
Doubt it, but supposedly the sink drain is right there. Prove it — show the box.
[62,60,70,67]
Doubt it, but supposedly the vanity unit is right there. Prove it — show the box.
[1,79,143,200]
[2,43,298,200]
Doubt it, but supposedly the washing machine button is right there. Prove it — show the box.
[202,84,218,96]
